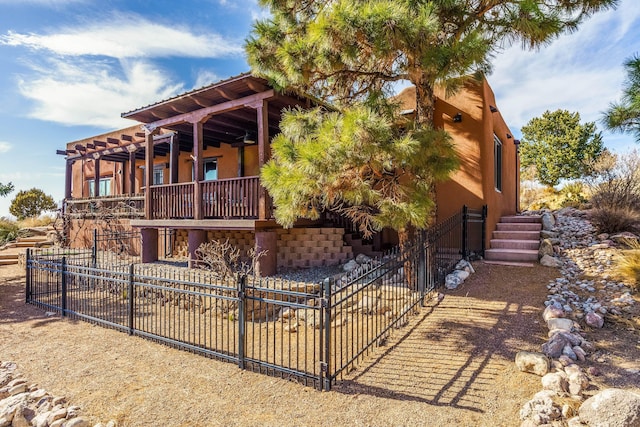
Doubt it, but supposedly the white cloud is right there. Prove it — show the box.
[0,142,11,153]
[18,58,184,128]
[0,14,243,59]
[489,1,640,155]
[193,70,220,89]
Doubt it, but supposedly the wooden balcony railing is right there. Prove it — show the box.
[150,182,194,219]
[64,194,145,218]
[149,176,261,220]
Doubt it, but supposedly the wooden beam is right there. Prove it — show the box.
[75,144,87,152]
[135,132,145,138]
[257,99,270,220]
[93,140,107,148]
[143,89,275,131]
[144,130,157,219]
[107,137,120,145]
[66,149,77,155]
[56,150,67,156]
[170,105,188,114]
[215,87,239,100]
[129,150,136,195]
[121,134,133,142]
[189,95,209,108]
[193,121,204,221]
[86,143,95,149]
[246,79,268,93]
[64,159,73,199]
[93,157,101,197]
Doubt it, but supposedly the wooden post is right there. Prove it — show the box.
[93,157,101,197]
[170,133,179,184]
[64,159,73,199]
[193,121,204,220]
[237,145,245,178]
[256,100,270,220]
[144,128,157,219]
[129,150,136,195]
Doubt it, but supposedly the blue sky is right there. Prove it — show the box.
[0,0,639,217]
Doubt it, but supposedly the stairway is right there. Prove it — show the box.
[0,232,54,266]
[484,215,541,264]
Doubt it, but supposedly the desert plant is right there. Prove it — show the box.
[18,215,55,229]
[0,217,20,245]
[558,182,589,208]
[589,207,640,234]
[195,239,267,279]
[585,150,640,211]
[615,239,640,292]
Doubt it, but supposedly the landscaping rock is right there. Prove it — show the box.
[543,304,565,322]
[542,213,556,231]
[515,352,550,376]
[343,260,359,272]
[585,312,604,328]
[542,333,568,358]
[539,239,554,259]
[579,388,640,427]
[540,254,563,268]
[541,372,568,394]
[520,390,561,424]
[547,317,574,332]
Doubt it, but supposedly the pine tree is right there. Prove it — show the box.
[246,0,617,244]
[603,54,640,142]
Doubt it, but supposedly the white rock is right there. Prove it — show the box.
[547,317,574,332]
[541,254,563,268]
[515,351,550,376]
[343,260,359,272]
[541,372,568,394]
[543,304,565,322]
[579,388,640,427]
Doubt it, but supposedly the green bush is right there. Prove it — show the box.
[0,217,20,245]
[589,207,640,234]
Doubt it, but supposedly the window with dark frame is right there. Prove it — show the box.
[494,134,502,192]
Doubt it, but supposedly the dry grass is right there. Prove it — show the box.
[614,239,640,291]
[589,207,640,234]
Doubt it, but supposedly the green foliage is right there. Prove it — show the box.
[585,150,640,210]
[0,182,13,197]
[615,239,640,292]
[589,207,640,234]
[520,109,604,187]
[0,217,20,245]
[9,188,57,220]
[261,106,459,236]
[603,54,640,142]
[247,0,616,124]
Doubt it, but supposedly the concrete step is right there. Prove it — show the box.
[13,241,52,248]
[0,258,19,266]
[17,236,49,243]
[485,248,539,262]
[490,239,540,250]
[496,223,542,232]
[0,253,19,260]
[492,230,541,241]
[501,215,542,224]
[483,260,535,267]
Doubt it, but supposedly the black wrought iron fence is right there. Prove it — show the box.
[26,205,486,391]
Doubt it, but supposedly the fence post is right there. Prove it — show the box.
[321,277,332,391]
[237,274,246,370]
[481,205,488,257]
[417,230,426,302]
[92,229,98,267]
[61,256,67,317]
[25,249,31,303]
[462,205,468,260]
[128,264,134,335]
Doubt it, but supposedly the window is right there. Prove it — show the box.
[494,134,502,192]
[153,165,164,185]
[193,158,218,181]
[89,178,111,197]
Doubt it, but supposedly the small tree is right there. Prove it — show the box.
[261,106,458,243]
[520,109,604,187]
[9,188,57,220]
[0,182,13,197]
[603,54,640,142]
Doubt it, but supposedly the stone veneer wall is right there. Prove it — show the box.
[172,227,351,269]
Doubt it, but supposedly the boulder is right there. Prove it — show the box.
[542,212,556,230]
[547,317,574,332]
[542,333,568,358]
[539,239,554,259]
[355,253,372,264]
[343,259,359,272]
[445,271,469,290]
[568,371,589,396]
[454,259,475,274]
[579,388,640,427]
[540,254,563,268]
[585,312,604,328]
[520,390,561,424]
[543,304,565,322]
[515,351,550,376]
[541,230,559,239]
[541,372,568,394]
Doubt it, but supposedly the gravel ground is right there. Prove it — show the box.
[0,261,558,426]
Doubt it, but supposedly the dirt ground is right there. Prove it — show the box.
[0,261,637,426]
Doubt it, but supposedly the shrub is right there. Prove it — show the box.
[0,217,20,245]
[586,150,640,210]
[615,239,640,292]
[558,182,589,208]
[195,239,267,279]
[589,207,640,234]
